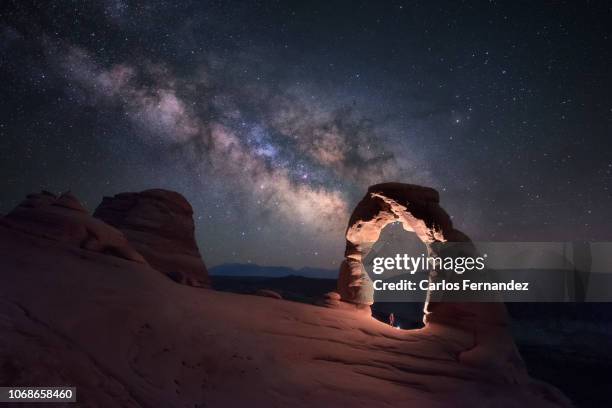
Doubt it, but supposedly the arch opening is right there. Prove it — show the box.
[335,182,492,330]
[329,182,526,379]
[365,221,428,329]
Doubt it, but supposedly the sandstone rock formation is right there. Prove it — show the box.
[0,220,571,407]
[320,291,341,307]
[336,182,526,380]
[337,183,471,305]
[317,291,372,314]
[94,189,210,287]
[0,191,146,264]
[0,187,571,406]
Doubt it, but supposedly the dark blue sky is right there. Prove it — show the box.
[1,1,610,268]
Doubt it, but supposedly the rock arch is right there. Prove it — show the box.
[336,183,525,376]
[338,182,471,308]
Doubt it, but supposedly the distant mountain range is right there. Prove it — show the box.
[209,263,337,279]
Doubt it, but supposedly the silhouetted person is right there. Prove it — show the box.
[389,313,395,327]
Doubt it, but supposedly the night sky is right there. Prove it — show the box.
[1,1,610,269]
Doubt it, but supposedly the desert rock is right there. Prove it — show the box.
[255,289,282,299]
[0,189,570,407]
[94,189,210,287]
[0,191,146,264]
[337,182,526,381]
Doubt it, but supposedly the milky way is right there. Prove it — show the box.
[1,2,611,268]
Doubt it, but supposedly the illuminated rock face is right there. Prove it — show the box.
[94,189,210,288]
[337,183,525,378]
[338,182,461,306]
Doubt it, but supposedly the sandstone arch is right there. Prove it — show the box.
[338,182,471,307]
[336,183,525,377]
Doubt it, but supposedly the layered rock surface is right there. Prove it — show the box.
[334,182,526,381]
[0,222,571,407]
[0,191,146,264]
[94,189,210,287]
